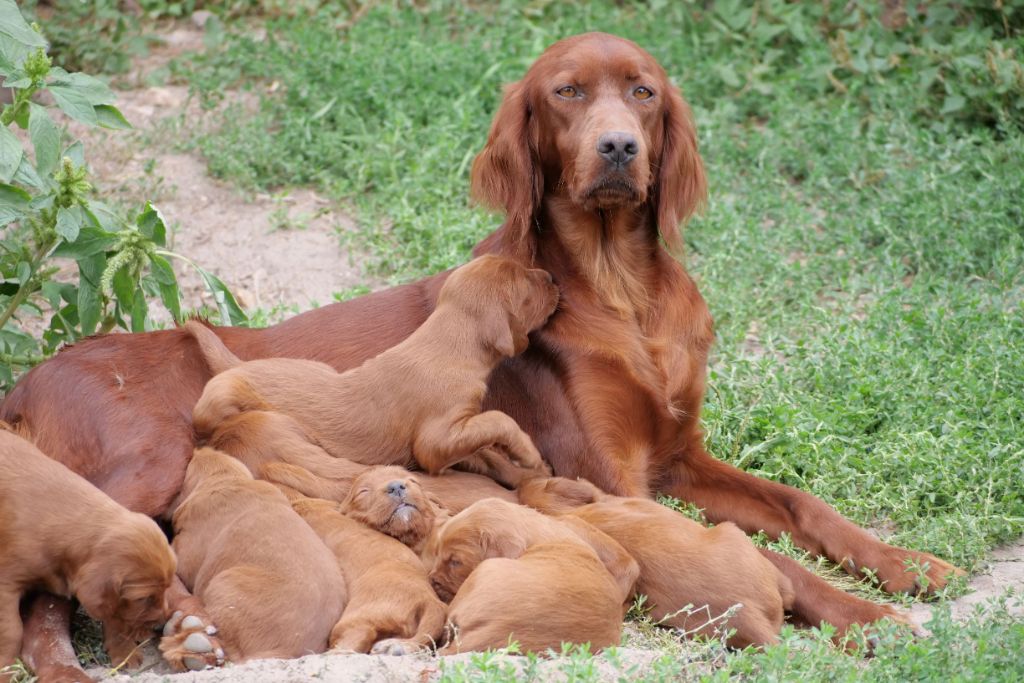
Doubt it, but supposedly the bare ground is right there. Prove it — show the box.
[61,19,1024,683]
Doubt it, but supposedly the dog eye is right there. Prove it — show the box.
[556,85,578,99]
[633,86,654,100]
[447,557,461,568]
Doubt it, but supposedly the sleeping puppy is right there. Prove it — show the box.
[0,425,174,677]
[518,477,796,648]
[339,467,445,552]
[422,498,638,654]
[168,448,345,663]
[291,496,447,655]
[262,460,518,518]
[186,254,559,485]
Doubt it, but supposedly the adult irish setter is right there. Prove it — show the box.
[1,32,956,674]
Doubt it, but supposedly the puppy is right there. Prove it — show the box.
[168,448,345,662]
[422,498,637,654]
[186,254,559,485]
[291,497,447,655]
[518,477,796,648]
[0,426,174,676]
[264,459,517,517]
[339,467,444,552]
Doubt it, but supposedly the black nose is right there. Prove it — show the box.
[386,481,407,499]
[597,132,638,167]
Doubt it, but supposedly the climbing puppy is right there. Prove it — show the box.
[186,254,559,486]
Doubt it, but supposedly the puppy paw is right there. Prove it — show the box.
[159,610,225,671]
[370,638,426,656]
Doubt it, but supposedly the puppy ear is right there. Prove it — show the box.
[652,84,707,251]
[74,560,121,621]
[470,81,542,260]
[481,307,521,358]
[561,516,640,603]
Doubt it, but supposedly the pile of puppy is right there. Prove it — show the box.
[0,255,794,676]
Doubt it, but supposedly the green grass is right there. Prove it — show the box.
[40,0,1024,679]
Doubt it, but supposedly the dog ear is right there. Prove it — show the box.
[470,81,542,260]
[560,516,640,603]
[652,84,707,251]
[480,306,521,358]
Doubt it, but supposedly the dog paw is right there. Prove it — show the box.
[847,544,966,596]
[159,610,225,671]
[370,638,426,656]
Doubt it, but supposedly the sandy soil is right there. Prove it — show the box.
[60,19,1023,683]
[66,23,377,323]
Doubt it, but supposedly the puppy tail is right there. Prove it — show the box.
[184,320,242,375]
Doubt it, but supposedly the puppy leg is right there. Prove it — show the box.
[0,590,23,680]
[370,598,447,656]
[416,411,546,475]
[328,616,379,654]
[159,577,225,671]
[14,595,90,683]
[103,623,148,670]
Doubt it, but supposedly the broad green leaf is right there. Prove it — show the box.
[55,205,85,242]
[0,182,29,226]
[0,126,24,182]
[12,155,45,190]
[2,74,30,89]
[195,264,248,325]
[0,0,46,66]
[158,280,182,323]
[29,103,60,175]
[112,265,136,312]
[714,63,742,89]
[83,200,123,233]
[148,252,176,286]
[941,94,966,114]
[47,72,116,106]
[94,104,132,130]
[136,202,166,246]
[77,252,105,336]
[130,286,147,332]
[63,141,85,167]
[15,260,28,284]
[52,225,118,259]
[49,86,98,125]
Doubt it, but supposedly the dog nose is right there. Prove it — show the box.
[386,481,407,499]
[597,132,638,166]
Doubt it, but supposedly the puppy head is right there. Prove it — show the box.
[181,447,252,496]
[74,515,176,638]
[422,497,577,602]
[517,476,605,514]
[340,466,438,549]
[439,254,560,357]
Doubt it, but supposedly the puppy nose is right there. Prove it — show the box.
[597,132,638,166]
[386,481,407,499]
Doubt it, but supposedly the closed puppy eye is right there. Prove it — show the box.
[633,86,654,100]
[447,557,461,568]
[555,85,579,99]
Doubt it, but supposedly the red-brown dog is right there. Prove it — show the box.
[291,494,446,655]
[168,448,345,663]
[422,498,638,654]
[187,254,558,485]
[0,426,174,679]
[519,477,796,648]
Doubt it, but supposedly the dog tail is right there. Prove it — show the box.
[184,320,242,375]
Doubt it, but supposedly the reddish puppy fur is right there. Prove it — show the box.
[0,427,173,678]
[441,543,626,655]
[422,497,638,605]
[0,33,960,659]
[423,498,638,655]
[187,255,558,485]
[261,459,517,516]
[518,477,795,648]
[291,496,447,655]
[169,448,345,662]
[339,467,445,552]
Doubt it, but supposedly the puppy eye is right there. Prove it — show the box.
[356,489,369,498]
[447,558,461,568]
[556,85,578,99]
[633,86,654,100]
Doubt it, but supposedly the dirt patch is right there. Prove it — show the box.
[65,23,376,322]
